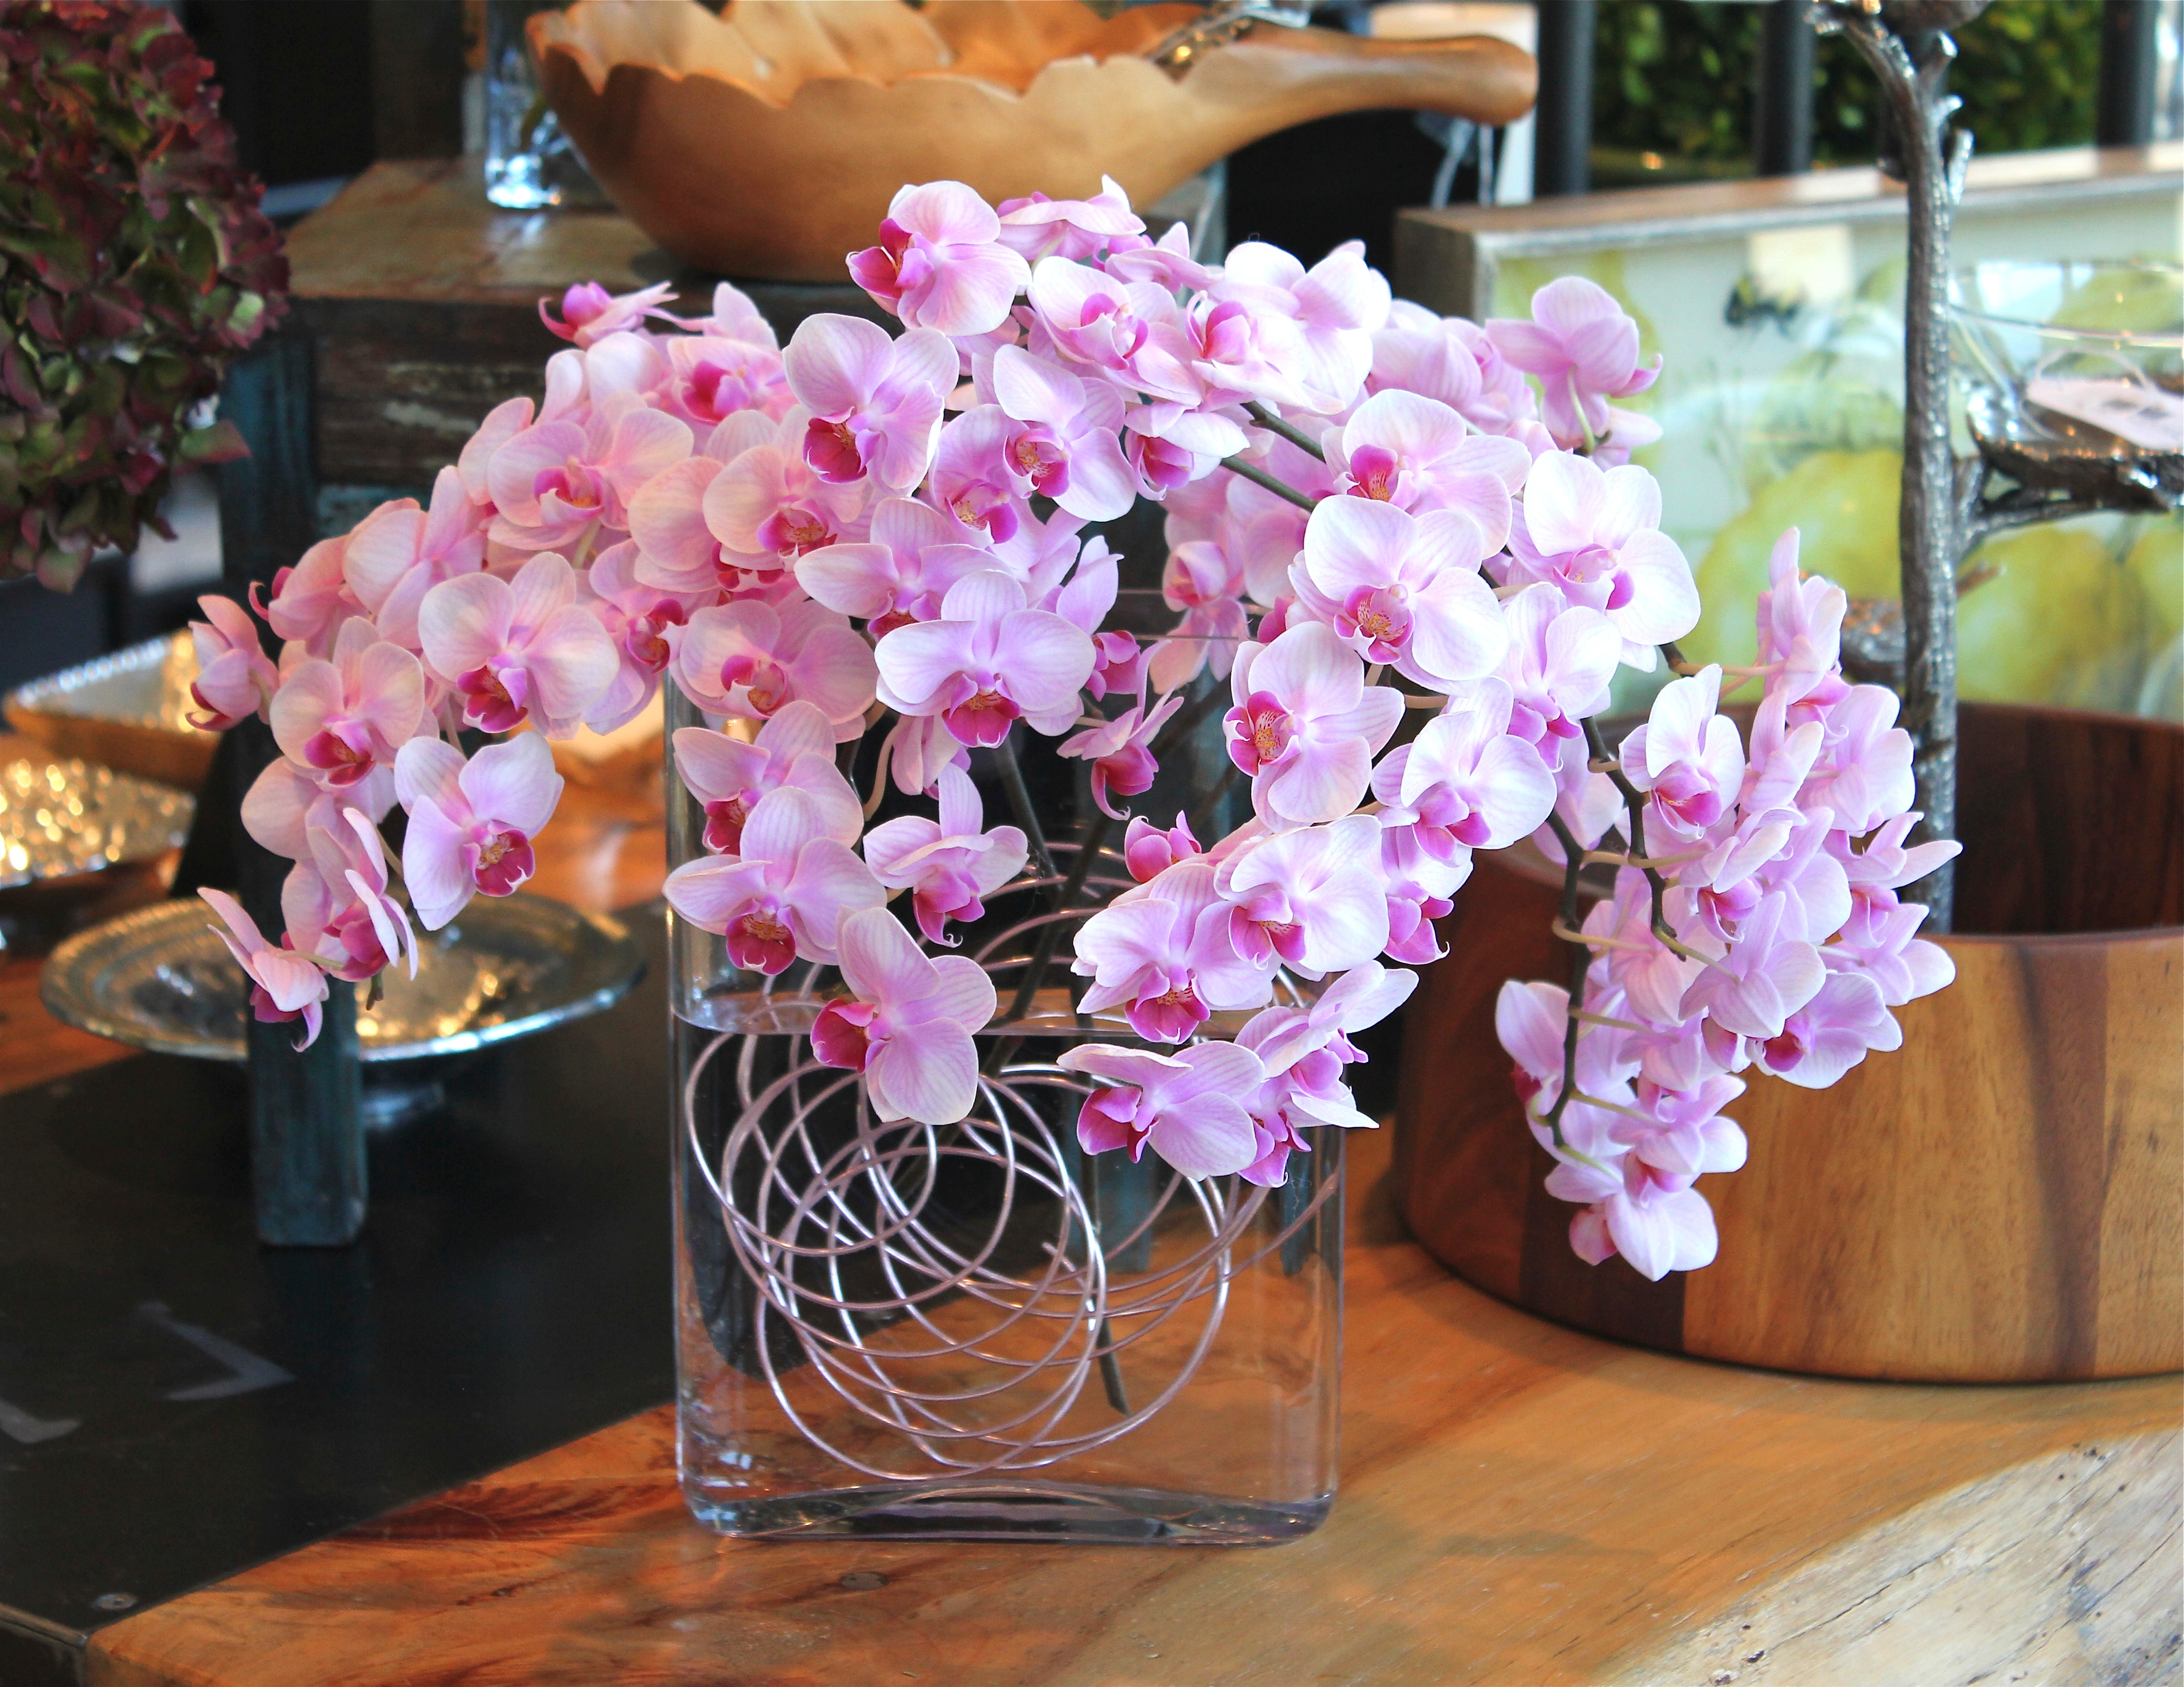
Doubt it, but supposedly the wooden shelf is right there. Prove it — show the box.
[82,1119,2177,1687]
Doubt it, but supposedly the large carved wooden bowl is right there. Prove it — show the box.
[532,0,1536,282]
[1395,703,2183,1383]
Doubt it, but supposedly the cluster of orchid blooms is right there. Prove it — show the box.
[189,175,1956,1279]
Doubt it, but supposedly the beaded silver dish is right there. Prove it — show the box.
[41,892,644,1064]
[0,756,194,892]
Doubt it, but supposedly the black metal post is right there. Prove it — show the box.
[213,329,367,1247]
[2097,0,2160,147]
[1754,0,1816,175]
[1533,0,1597,197]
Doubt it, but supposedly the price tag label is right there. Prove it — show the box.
[2025,376,2184,452]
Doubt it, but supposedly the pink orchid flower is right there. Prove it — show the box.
[1025,256,1197,404]
[282,797,415,984]
[1217,814,1389,975]
[1584,870,1704,1028]
[782,314,958,492]
[662,785,883,973]
[1040,539,1141,700]
[1824,890,1957,1008]
[1208,239,1391,413]
[1290,496,1508,691]
[1504,452,1699,666]
[340,468,489,651]
[927,405,1029,543]
[485,392,693,556]
[1548,1153,1719,1280]
[811,905,998,1126]
[1753,528,1852,712]
[1378,819,1467,964]
[418,551,619,737]
[200,888,332,1051]
[847,180,1031,338]
[269,617,426,792]
[1222,435,1337,607]
[670,597,879,740]
[1224,621,1402,828]
[862,763,1029,945]
[1145,538,1249,697]
[987,346,1137,522]
[1056,1041,1270,1180]
[456,396,536,510]
[1800,685,1916,836]
[1235,964,1416,1181]
[186,594,279,729]
[579,541,708,734]
[262,532,363,655]
[1124,814,1201,883]
[873,570,1095,746]
[1058,679,1183,820]
[1619,665,1747,843]
[1613,1073,1748,1183]
[1374,678,1558,863]
[1752,969,1901,1089]
[624,446,779,599]
[1072,859,1273,1042]
[673,699,863,856]
[997,177,1147,263]
[881,710,972,798]
[1484,275,1661,450]
[658,331,792,433]
[1492,583,1621,749]
[794,496,996,635]
[243,756,396,864]
[1678,891,1826,1041]
[1494,978,1638,1157]
[701,419,875,565]
[1830,811,1962,910]
[1329,389,1531,550]
[538,279,678,347]
[394,732,564,929]
[1535,729,1622,864]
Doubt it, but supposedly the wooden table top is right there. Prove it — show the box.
[74,1115,2177,1687]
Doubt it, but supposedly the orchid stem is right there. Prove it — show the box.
[1582,716,1703,962]
[1243,401,1327,463]
[1218,454,1318,512]
[1539,809,1590,1153]
[991,728,1056,882]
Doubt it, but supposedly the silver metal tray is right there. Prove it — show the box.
[0,755,194,892]
[41,893,644,1064]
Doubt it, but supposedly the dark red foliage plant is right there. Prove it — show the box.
[0,0,287,587]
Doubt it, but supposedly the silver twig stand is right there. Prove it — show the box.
[1810,0,1989,932]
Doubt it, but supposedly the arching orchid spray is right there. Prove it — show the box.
[193,176,1956,1281]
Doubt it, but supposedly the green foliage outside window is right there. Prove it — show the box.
[1591,0,2103,181]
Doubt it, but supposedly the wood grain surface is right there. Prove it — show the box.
[82,1122,2180,1687]
[1397,703,2184,1382]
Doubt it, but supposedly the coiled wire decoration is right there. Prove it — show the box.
[679,844,1335,1481]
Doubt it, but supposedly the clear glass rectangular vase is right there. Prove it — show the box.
[664,694,1342,1544]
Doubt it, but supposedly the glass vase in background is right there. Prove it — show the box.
[663,685,1343,1543]
[483,0,608,210]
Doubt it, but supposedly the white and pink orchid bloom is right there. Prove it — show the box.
[672,700,862,856]
[811,905,998,1126]
[418,550,620,737]
[1619,665,1748,843]
[1025,256,1198,403]
[1146,538,1249,696]
[881,710,973,798]
[699,419,873,566]
[1071,859,1272,1042]
[269,618,426,792]
[996,177,1147,263]
[1549,1154,1719,1280]
[661,785,884,973]
[1378,819,1467,965]
[1236,963,1416,1174]
[261,532,363,654]
[847,180,1031,338]
[393,732,564,929]
[1752,969,1901,1089]
[1217,814,1389,976]
[1057,681,1183,820]
[862,764,1029,946]
[1057,1041,1270,1180]
[1484,275,1661,451]
[579,541,708,733]
[1223,435,1336,607]
[1123,814,1201,883]
[1504,453,1699,666]
[186,594,279,730]
[1224,621,1402,828]
[1329,389,1531,551]
[927,405,1029,543]
[538,279,678,347]
[1290,497,1508,691]
[873,570,1095,746]
[1493,583,1622,749]
[282,797,415,984]
[670,596,878,740]
[794,496,997,634]
[657,332,791,435]
[339,468,489,652]
[1207,239,1391,413]
[1753,528,1852,712]
[1678,891,1825,1041]
[1831,811,1962,911]
[456,395,534,508]
[988,346,1137,522]
[485,392,692,556]
[1043,539,1142,700]
[200,888,332,1050]
[1494,978,1639,1159]
[1800,685,1916,835]
[1824,891,1957,1008]
[1375,678,1558,863]
[782,314,958,492]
